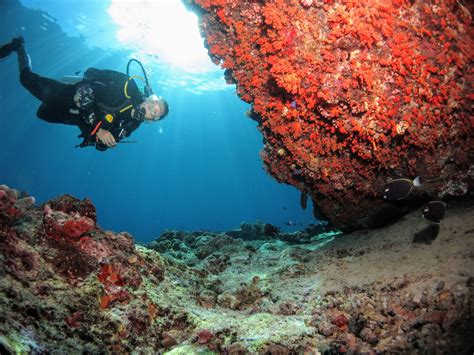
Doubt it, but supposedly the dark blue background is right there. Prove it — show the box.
[0,0,317,242]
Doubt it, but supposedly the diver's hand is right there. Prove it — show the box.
[96,128,116,147]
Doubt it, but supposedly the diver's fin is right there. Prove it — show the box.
[422,201,446,223]
[0,36,24,59]
[0,42,15,59]
[383,178,414,200]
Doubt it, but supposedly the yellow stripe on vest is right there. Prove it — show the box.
[124,76,145,99]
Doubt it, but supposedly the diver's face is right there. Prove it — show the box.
[143,101,164,121]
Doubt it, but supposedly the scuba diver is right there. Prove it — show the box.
[0,36,169,151]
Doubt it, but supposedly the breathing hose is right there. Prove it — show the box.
[126,59,154,97]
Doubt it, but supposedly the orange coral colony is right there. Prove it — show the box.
[185,0,473,229]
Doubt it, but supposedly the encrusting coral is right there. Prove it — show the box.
[1,184,473,353]
[183,0,473,230]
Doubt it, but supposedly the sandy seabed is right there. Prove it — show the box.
[0,185,472,354]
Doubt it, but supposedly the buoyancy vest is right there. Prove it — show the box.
[83,68,144,113]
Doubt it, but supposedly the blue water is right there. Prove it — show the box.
[0,0,316,242]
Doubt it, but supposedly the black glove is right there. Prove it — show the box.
[95,142,108,151]
[76,133,108,151]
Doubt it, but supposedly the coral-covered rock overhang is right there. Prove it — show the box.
[183,0,473,229]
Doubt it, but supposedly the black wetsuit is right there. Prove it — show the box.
[20,67,144,151]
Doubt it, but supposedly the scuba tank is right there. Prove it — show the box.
[66,59,154,98]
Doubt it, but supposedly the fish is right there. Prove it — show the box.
[284,221,296,226]
[263,223,279,236]
[422,201,446,223]
[383,176,421,200]
[300,191,308,210]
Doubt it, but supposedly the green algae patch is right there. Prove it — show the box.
[0,332,45,354]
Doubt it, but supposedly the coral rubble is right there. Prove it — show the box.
[1,184,473,353]
[184,0,473,229]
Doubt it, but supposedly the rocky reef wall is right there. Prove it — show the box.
[183,0,473,229]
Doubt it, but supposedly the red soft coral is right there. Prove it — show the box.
[188,0,473,229]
